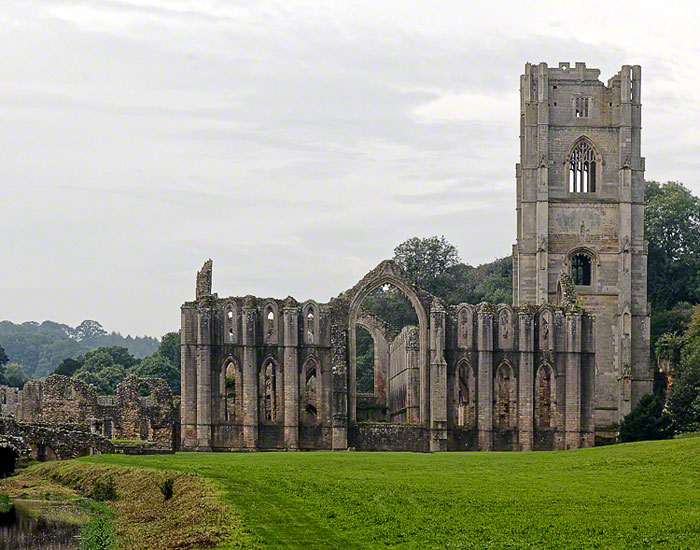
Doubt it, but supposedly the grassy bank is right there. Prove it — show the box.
[1,461,261,549]
[67,437,700,550]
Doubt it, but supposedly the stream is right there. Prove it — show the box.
[0,499,83,550]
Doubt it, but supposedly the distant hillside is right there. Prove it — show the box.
[0,320,159,378]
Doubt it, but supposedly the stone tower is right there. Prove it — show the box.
[512,62,652,438]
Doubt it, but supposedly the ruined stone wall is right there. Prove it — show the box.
[0,375,177,451]
[183,259,595,453]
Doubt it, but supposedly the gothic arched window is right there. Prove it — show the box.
[571,253,592,286]
[568,138,598,193]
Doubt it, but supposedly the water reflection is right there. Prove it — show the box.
[0,501,80,550]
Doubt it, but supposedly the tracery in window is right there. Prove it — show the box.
[568,138,597,193]
[571,253,592,286]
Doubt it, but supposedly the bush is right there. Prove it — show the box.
[156,476,175,500]
[91,477,118,501]
[666,357,700,433]
[619,393,674,442]
[79,501,117,550]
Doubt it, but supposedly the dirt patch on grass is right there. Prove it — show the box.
[4,461,261,550]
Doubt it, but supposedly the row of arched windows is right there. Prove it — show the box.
[223,303,320,345]
[455,362,557,431]
[220,356,321,424]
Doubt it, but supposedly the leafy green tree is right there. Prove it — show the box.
[0,344,8,367]
[394,236,460,286]
[666,345,700,433]
[4,363,29,389]
[158,332,181,370]
[134,354,180,395]
[645,181,700,311]
[618,393,674,442]
[54,357,82,377]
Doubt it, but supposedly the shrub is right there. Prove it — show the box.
[666,354,700,433]
[79,501,117,550]
[619,393,674,442]
[156,476,175,500]
[91,477,118,502]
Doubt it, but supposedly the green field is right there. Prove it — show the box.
[81,438,700,549]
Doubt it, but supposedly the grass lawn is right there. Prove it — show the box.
[79,437,700,549]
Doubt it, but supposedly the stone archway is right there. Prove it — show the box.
[346,261,430,424]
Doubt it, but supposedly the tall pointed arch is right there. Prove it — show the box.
[567,136,601,193]
[494,361,517,430]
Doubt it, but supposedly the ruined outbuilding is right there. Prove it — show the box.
[0,374,178,452]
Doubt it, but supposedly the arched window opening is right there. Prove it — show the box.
[571,253,592,286]
[264,306,276,343]
[139,419,150,441]
[356,326,375,394]
[228,328,234,342]
[535,364,556,429]
[568,139,597,193]
[262,359,277,422]
[495,364,517,430]
[227,310,233,320]
[223,359,240,422]
[457,363,476,428]
[306,310,316,344]
[350,275,424,425]
[138,383,151,397]
[103,418,113,438]
[302,361,319,422]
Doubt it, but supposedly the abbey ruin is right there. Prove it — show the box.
[181,62,652,452]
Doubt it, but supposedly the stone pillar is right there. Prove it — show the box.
[535,62,550,305]
[331,322,348,450]
[565,313,582,450]
[242,301,258,450]
[180,307,198,449]
[195,308,212,451]
[283,303,299,450]
[429,300,448,452]
[517,312,535,451]
[406,327,421,424]
[477,307,494,451]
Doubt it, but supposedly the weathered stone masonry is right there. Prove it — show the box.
[513,62,652,438]
[0,374,177,451]
[182,260,594,452]
[182,61,652,452]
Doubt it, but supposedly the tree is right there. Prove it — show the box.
[645,181,700,311]
[54,357,82,377]
[666,344,700,433]
[158,332,181,370]
[0,344,8,385]
[618,393,674,442]
[134,354,180,395]
[393,236,460,286]
[4,364,29,389]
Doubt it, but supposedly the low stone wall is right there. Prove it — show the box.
[350,423,429,452]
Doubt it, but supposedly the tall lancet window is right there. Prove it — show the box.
[568,138,598,193]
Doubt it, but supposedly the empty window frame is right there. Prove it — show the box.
[574,96,589,118]
[568,139,597,193]
[571,253,592,286]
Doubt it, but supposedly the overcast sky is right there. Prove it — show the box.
[1,1,698,337]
